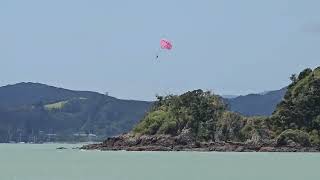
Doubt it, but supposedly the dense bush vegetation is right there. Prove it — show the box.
[134,90,229,141]
[276,129,311,146]
[271,67,320,143]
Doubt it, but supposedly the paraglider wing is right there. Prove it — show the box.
[156,39,172,60]
[160,39,172,50]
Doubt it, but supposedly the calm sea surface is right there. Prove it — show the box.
[0,143,319,180]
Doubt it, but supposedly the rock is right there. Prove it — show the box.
[259,146,275,152]
[56,147,67,150]
[287,140,297,147]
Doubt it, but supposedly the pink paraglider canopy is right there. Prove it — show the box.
[160,39,172,50]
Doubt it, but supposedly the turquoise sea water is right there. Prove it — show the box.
[0,143,319,180]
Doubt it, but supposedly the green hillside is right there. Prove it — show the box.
[44,100,69,110]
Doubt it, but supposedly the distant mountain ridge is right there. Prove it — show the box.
[226,88,287,116]
[0,82,110,108]
[221,95,238,99]
[0,82,151,142]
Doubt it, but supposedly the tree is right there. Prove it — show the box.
[290,74,297,83]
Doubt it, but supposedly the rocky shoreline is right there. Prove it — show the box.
[81,134,320,152]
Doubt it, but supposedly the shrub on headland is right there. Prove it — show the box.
[276,129,311,147]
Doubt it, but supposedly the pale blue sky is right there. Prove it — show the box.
[0,0,320,100]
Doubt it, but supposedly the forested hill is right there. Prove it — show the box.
[0,82,109,108]
[0,82,152,142]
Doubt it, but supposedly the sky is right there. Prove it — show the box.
[0,0,320,100]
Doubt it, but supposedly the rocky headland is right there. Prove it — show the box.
[83,67,320,152]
